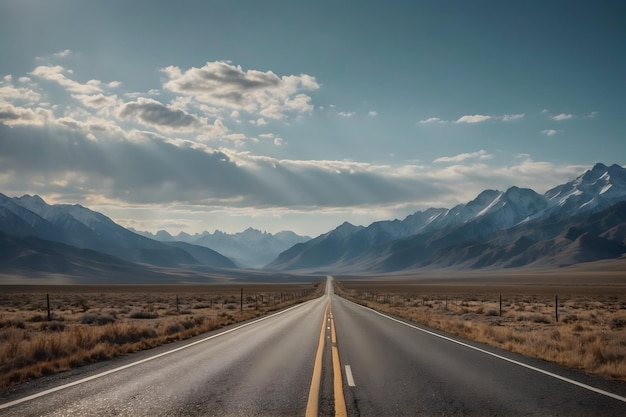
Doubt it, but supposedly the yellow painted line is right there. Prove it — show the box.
[306,300,330,417]
[330,304,347,417]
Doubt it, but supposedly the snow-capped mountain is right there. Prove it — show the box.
[0,194,236,271]
[3,162,625,277]
[0,194,63,241]
[136,227,310,267]
[268,163,626,272]
[423,186,548,234]
[544,163,626,217]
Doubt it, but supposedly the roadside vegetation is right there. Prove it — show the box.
[0,282,322,389]
[334,280,626,382]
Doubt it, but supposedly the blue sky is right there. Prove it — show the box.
[1,0,624,236]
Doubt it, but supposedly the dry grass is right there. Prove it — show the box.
[0,282,322,389]
[334,280,626,382]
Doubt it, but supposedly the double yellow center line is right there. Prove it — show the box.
[330,305,348,416]
[306,299,348,417]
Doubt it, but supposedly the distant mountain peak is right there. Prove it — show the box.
[15,194,48,209]
[504,185,535,196]
[267,163,626,273]
[17,194,46,202]
[545,163,626,213]
[331,221,362,236]
[0,194,237,273]
[242,226,262,233]
[337,221,356,228]
[581,162,610,183]
[154,230,175,241]
[136,226,310,268]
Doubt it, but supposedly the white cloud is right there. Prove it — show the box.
[224,133,253,146]
[161,61,319,120]
[338,111,355,117]
[250,117,267,126]
[30,65,103,95]
[1,55,599,237]
[422,113,524,125]
[551,113,573,121]
[169,95,194,111]
[418,117,445,124]
[368,110,377,117]
[53,115,125,139]
[0,114,589,236]
[423,158,584,206]
[501,113,524,121]
[455,114,492,124]
[197,104,221,116]
[433,150,492,163]
[0,103,51,126]
[53,49,73,58]
[541,129,559,136]
[117,97,227,138]
[225,133,246,140]
[585,111,599,119]
[0,82,41,104]
[485,158,585,193]
[72,93,119,110]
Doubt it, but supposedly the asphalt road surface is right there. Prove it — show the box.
[1,277,625,416]
[331,292,626,416]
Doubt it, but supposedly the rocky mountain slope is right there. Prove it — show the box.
[0,194,236,275]
[267,163,626,272]
[136,228,310,267]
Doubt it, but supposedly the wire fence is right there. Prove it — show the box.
[343,290,626,327]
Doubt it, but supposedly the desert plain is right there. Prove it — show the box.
[334,263,626,382]
[1,262,625,390]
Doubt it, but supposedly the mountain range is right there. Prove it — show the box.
[267,163,626,272]
[1,163,625,281]
[0,194,236,279]
[133,228,310,268]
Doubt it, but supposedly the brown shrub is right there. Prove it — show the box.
[335,282,626,382]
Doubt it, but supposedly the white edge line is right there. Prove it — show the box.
[356,302,626,404]
[345,365,356,387]
[0,299,317,410]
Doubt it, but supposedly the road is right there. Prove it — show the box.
[331,291,626,416]
[1,276,625,416]
[0,293,329,417]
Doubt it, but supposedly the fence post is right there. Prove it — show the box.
[47,294,51,321]
[176,295,179,313]
[555,295,559,323]
[499,295,502,317]
[240,288,243,313]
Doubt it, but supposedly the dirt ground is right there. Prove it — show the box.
[0,281,322,389]
[334,269,626,382]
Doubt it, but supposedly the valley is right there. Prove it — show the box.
[2,163,626,281]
